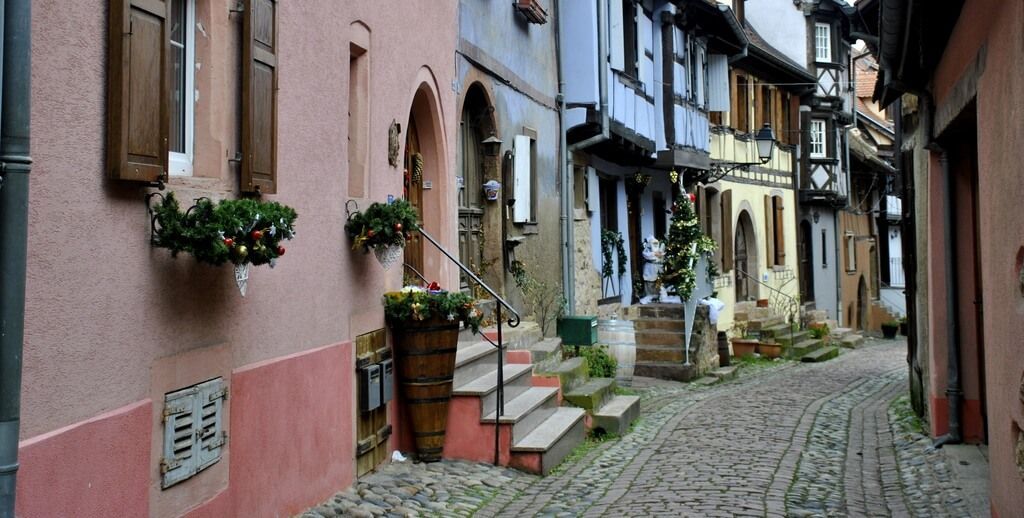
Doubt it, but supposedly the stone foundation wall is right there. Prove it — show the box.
[573,217,601,316]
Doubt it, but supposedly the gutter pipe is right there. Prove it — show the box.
[0,0,31,514]
[562,0,611,314]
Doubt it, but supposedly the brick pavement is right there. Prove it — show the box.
[303,338,984,517]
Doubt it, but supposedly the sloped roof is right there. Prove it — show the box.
[736,20,815,87]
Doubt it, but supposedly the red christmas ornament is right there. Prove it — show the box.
[367,229,376,238]
[223,238,234,248]
[427,281,441,291]
[251,229,264,240]
[394,223,403,231]
[276,246,286,256]
[688,193,696,203]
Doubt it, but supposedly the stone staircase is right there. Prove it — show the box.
[627,303,717,381]
[443,322,638,475]
[736,302,838,362]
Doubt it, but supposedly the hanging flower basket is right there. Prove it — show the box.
[345,199,420,269]
[149,192,297,296]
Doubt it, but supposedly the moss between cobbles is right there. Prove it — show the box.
[890,394,925,434]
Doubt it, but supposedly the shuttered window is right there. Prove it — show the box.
[242,0,279,194]
[169,0,195,176]
[162,378,228,489]
[107,0,171,183]
[707,54,730,112]
[721,190,733,272]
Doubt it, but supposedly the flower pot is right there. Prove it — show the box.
[390,315,461,462]
[731,339,758,358]
[373,244,405,270]
[756,299,769,308]
[881,325,898,339]
[757,342,783,359]
[483,180,501,201]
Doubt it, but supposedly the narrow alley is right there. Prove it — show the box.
[306,339,988,517]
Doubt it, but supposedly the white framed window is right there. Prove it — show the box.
[845,232,857,272]
[169,0,195,176]
[815,23,832,63]
[810,119,826,158]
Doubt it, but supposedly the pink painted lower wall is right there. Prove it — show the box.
[16,401,151,518]
[204,342,356,517]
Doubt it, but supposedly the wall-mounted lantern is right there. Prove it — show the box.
[481,133,503,157]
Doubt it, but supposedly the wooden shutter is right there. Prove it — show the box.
[195,378,227,471]
[609,0,625,71]
[513,135,533,223]
[721,190,733,272]
[242,0,278,194]
[696,186,707,234]
[161,387,197,488]
[706,54,729,112]
[774,197,786,265]
[107,0,170,182]
[763,195,775,266]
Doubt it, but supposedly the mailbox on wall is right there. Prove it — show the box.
[359,364,382,412]
[380,358,394,404]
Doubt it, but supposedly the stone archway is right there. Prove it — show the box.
[458,83,501,292]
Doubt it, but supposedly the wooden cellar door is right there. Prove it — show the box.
[356,329,391,477]
[404,117,425,277]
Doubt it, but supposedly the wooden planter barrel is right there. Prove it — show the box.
[390,315,460,462]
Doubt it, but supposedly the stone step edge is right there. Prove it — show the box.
[481,386,558,423]
[453,363,533,396]
[511,407,587,452]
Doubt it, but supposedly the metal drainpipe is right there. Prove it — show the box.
[929,143,964,447]
[563,0,611,314]
[554,0,573,315]
[0,0,31,514]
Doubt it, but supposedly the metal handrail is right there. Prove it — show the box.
[735,269,801,349]
[415,227,520,466]
[403,263,428,285]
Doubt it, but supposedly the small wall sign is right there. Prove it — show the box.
[423,180,433,190]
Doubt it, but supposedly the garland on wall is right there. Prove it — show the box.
[659,193,718,301]
[600,229,628,280]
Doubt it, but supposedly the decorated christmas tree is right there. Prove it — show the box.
[659,191,718,301]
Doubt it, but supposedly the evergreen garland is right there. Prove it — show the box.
[345,199,420,250]
[600,229,627,279]
[151,192,297,266]
[659,193,718,300]
[383,286,483,334]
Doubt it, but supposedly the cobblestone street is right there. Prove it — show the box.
[306,339,988,517]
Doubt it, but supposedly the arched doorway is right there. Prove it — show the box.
[404,116,425,276]
[734,211,758,302]
[799,220,815,303]
[458,85,494,291]
[857,276,868,330]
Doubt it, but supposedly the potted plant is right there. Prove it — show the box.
[730,321,758,358]
[384,284,482,462]
[881,320,900,339]
[757,341,783,359]
[150,192,297,296]
[345,199,420,269]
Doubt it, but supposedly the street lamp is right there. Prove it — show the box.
[703,123,778,184]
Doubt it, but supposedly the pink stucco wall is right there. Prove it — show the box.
[16,401,151,518]
[24,0,458,514]
[921,1,1024,514]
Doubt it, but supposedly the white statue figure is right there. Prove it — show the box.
[640,236,665,304]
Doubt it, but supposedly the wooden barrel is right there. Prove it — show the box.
[391,316,460,462]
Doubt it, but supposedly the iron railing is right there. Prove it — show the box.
[411,228,520,466]
[889,257,906,288]
[736,269,801,347]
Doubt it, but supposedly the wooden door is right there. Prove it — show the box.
[404,118,425,276]
[799,221,814,302]
[627,191,642,302]
[458,115,484,291]
[735,223,749,301]
[356,329,391,477]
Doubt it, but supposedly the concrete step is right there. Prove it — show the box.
[747,315,786,331]
[563,377,616,412]
[538,357,589,393]
[453,363,534,413]
[528,338,563,372]
[634,361,698,382]
[694,376,719,386]
[634,303,684,320]
[482,386,559,441]
[635,344,693,363]
[634,329,684,347]
[789,339,824,359]
[481,321,543,351]
[631,318,685,332]
[776,330,811,347]
[454,341,499,388]
[593,395,640,436]
[801,346,840,363]
[831,327,854,339]
[709,366,738,381]
[510,407,587,475]
[840,334,865,349]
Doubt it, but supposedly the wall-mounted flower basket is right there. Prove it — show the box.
[345,199,420,270]
[149,192,297,296]
[384,285,482,462]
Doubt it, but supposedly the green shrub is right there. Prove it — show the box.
[581,345,618,378]
[809,324,830,340]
